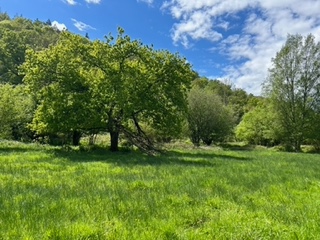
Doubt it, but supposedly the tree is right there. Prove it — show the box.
[264,34,320,151]
[187,87,234,146]
[86,29,195,151]
[45,19,52,26]
[235,100,281,146]
[0,84,33,140]
[22,32,102,146]
[0,12,10,21]
[228,88,250,124]
[192,77,250,124]
[206,79,233,105]
[306,111,320,151]
[22,29,195,152]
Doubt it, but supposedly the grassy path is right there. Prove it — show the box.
[0,142,320,239]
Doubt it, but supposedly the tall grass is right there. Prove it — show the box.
[0,141,319,239]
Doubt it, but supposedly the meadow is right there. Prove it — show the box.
[0,141,320,239]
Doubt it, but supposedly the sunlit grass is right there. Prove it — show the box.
[0,141,320,239]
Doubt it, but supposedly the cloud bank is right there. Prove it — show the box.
[162,0,320,94]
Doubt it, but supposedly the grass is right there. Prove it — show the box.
[0,140,320,239]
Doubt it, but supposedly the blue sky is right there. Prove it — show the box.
[1,0,320,95]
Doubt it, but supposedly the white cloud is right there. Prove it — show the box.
[64,0,102,5]
[137,0,154,5]
[51,20,67,31]
[85,0,101,4]
[216,19,229,31]
[65,0,77,5]
[171,10,222,48]
[71,18,96,32]
[162,0,320,95]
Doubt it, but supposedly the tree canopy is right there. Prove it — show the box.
[187,86,234,146]
[0,84,33,140]
[22,29,196,152]
[235,100,281,146]
[192,77,251,124]
[264,34,320,151]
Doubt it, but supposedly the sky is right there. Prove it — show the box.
[1,0,320,95]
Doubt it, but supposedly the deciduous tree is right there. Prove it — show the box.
[86,29,195,151]
[235,100,281,146]
[0,84,33,140]
[22,29,195,152]
[22,32,101,145]
[264,34,320,151]
[187,87,234,146]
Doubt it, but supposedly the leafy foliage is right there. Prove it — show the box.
[22,32,106,144]
[22,29,195,152]
[265,34,320,151]
[192,77,251,124]
[188,87,234,146]
[235,100,281,145]
[0,84,33,140]
[0,14,60,84]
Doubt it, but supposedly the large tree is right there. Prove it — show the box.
[22,29,195,152]
[22,33,109,145]
[187,87,234,146]
[264,34,320,151]
[89,30,196,151]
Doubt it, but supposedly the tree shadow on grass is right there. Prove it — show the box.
[52,147,251,167]
[167,150,251,161]
[0,147,35,153]
[53,149,215,167]
[218,143,255,151]
[0,141,251,167]
[0,145,54,154]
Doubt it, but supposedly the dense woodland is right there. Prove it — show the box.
[0,13,319,153]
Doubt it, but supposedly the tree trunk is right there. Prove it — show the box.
[294,139,302,152]
[72,130,81,146]
[202,137,213,146]
[110,131,119,152]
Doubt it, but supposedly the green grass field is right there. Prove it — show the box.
[0,141,320,239]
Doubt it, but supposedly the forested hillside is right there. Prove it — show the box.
[0,13,60,84]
